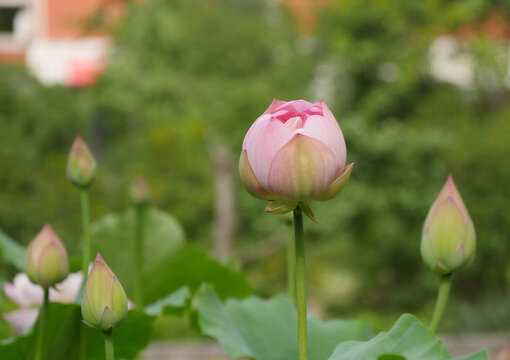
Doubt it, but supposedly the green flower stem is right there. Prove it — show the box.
[429,273,452,334]
[78,189,91,360]
[103,331,115,360]
[134,205,146,306]
[34,287,49,360]
[287,220,296,302]
[293,207,308,360]
[80,189,91,278]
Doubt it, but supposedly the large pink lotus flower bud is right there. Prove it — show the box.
[240,99,352,205]
[82,253,128,331]
[421,175,476,275]
[66,135,97,188]
[25,224,69,288]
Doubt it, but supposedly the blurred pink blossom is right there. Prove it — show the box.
[3,272,83,334]
[498,347,510,360]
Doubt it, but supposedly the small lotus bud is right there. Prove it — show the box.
[129,176,150,206]
[82,253,128,331]
[421,175,476,275]
[66,135,97,188]
[25,224,69,288]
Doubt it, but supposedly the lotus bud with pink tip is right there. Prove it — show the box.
[25,224,69,288]
[66,135,97,188]
[129,176,150,206]
[421,175,476,275]
[82,253,128,331]
[240,99,353,214]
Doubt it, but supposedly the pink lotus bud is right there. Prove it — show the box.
[25,224,69,288]
[66,135,97,188]
[129,176,150,206]
[82,253,128,331]
[421,175,476,275]
[240,99,352,202]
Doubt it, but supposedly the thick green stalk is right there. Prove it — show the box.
[429,273,452,334]
[293,208,308,360]
[287,220,296,302]
[34,288,49,360]
[80,189,91,278]
[133,205,145,306]
[103,331,115,360]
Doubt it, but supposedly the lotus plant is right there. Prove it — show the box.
[240,99,352,360]
[82,253,128,360]
[421,175,476,334]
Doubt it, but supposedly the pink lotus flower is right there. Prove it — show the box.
[2,272,82,334]
[240,99,352,203]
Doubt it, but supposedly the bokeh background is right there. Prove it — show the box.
[1,0,510,339]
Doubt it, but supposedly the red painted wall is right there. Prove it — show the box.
[47,0,124,39]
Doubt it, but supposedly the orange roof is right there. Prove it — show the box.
[455,12,510,43]
[47,0,124,39]
[282,0,331,34]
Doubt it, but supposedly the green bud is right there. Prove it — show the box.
[82,253,128,331]
[25,224,69,288]
[421,175,476,275]
[129,176,150,206]
[66,135,97,188]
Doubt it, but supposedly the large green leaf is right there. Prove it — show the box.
[0,303,154,360]
[89,207,185,292]
[144,286,190,316]
[0,229,25,270]
[196,286,372,360]
[145,244,251,301]
[90,208,251,304]
[327,314,488,360]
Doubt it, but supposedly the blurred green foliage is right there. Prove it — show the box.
[1,0,510,332]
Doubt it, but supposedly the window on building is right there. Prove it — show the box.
[0,7,21,33]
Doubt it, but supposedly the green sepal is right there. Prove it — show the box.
[316,163,354,201]
[299,201,318,223]
[265,199,298,214]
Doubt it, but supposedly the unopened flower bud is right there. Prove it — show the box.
[421,175,476,275]
[129,176,150,206]
[240,99,351,202]
[66,135,97,188]
[25,224,69,288]
[82,253,128,331]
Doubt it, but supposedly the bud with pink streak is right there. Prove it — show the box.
[421,175,476,275]
[66,135,97,188]
[25,224,69,288]
[82,253,128,331]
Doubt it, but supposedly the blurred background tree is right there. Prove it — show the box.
[1,0,510,334]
